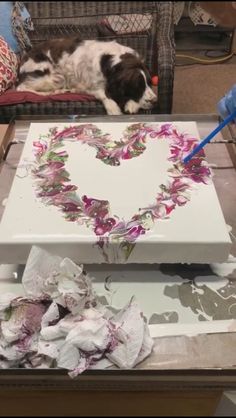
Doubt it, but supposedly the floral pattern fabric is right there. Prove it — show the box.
[0,36,18,95]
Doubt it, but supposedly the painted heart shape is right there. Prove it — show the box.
[32,123,211,261]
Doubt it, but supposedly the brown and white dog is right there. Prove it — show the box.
[16,36,157,115]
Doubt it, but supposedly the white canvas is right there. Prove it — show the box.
[0,121,231,264]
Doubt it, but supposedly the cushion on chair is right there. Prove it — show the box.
[0,89,96,105]
[0,36,18,95]
[0,1,33,54]
[99,14,152,35]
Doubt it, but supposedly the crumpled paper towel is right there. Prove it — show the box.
[0,246,153,377]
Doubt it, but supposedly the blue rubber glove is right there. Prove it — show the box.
[217,84,236,120]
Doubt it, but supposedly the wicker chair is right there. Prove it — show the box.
[0,1,175,121]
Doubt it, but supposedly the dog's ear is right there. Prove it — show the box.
[100,54,113,77]
[105,72,127,110]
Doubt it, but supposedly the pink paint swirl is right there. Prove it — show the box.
[32,123,211,260]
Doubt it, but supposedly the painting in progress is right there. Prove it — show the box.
[0,121,231,264]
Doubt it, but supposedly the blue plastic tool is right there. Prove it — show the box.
[182,109,236,164]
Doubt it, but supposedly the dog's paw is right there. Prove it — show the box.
[16,84,24,91]
[124,100,140,114]
[105,99,122,115]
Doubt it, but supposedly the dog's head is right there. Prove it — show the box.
[101,52,157,114]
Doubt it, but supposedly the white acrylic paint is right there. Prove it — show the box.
[149,319,236,338]
[0,121,231,264]
[210,254,236,277]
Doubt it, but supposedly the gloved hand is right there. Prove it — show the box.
[217,84,236,120]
